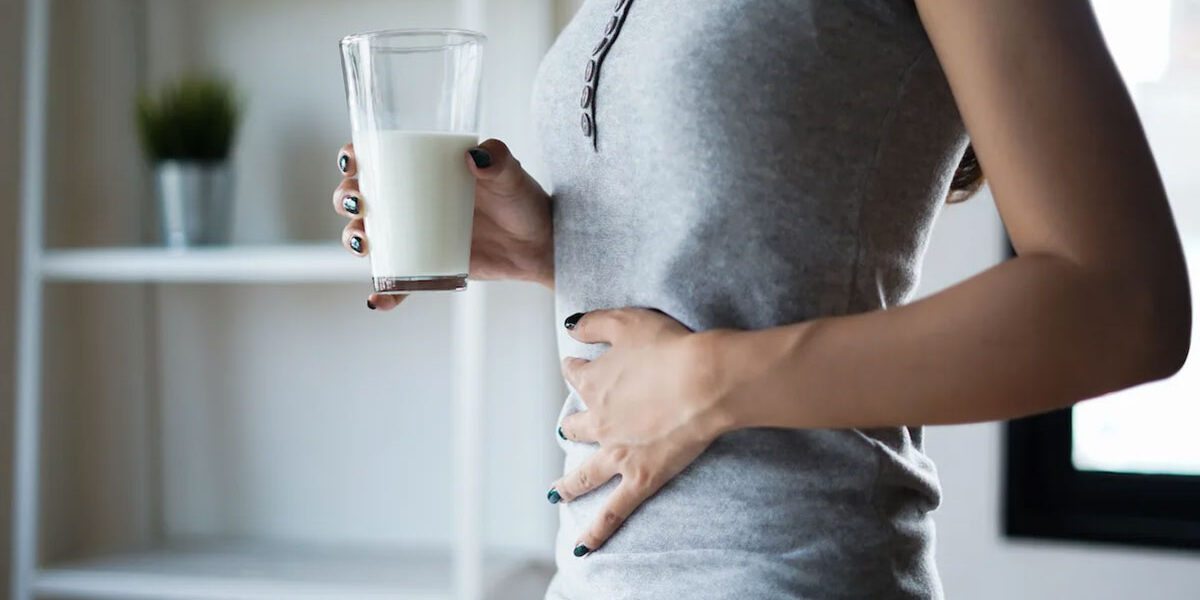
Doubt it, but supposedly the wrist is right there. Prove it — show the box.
[703,321,817,432]
[685,329,746,437]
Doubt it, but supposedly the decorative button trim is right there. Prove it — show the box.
[579,0,636,150]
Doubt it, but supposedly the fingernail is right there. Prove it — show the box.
[338,153,350,174]
[573,544,590,557]
[557,426,567,440]
[342,195,359,215]
[564,312,585,330]
[349,236,363,254]
[547,488,561,504]
[367,299,376,310]
[469,147,492,169]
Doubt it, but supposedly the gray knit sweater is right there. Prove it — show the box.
[534,1,968,597]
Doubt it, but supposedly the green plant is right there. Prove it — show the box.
[136,76,241,162]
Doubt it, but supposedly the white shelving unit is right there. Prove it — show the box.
[10,1,510,599]
[39,245,368,283]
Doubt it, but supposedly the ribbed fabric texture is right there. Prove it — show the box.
[533,1,969,598]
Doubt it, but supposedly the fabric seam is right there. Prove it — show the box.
[842,46,935,316]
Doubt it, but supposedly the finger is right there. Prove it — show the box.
[465,138,527,194]
[559,409,599,443]
[366,292,406,311]
[564,308,641,345]
[337,143,356,176]
[342,219,367,256]
[560,356,591,399]
[573,480,650,556]
[331,179,362,218]
[548,450,618,504]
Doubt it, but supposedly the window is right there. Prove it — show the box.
[1004,0,1200,550]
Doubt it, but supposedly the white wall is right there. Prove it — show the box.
[915,189,1200,599]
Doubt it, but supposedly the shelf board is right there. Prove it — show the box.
[39,244,370,284]
[34,539,553,600]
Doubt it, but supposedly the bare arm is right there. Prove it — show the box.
[710,0,1191,430]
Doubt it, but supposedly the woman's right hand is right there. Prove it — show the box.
[331,138,554,311]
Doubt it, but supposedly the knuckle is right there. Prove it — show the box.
[576,469,591,489]
[601,510,624,529]
[607,445,629,464]
[626,469,651,489]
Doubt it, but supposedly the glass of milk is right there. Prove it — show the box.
[339,29,485,293]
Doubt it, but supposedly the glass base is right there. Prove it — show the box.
[373,274,467,293]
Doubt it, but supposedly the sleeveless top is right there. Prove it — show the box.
[533,1,968,597]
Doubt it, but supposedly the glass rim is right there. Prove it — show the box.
[339,28,487,51]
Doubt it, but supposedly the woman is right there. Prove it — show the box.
[331,1,1191,597]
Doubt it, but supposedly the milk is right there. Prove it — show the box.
[352,130,478,287]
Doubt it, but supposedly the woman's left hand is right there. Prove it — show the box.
[551,308,734,556]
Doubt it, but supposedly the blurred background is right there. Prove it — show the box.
[0,0,1197,599]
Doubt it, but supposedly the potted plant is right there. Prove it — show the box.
[136,76,241,247]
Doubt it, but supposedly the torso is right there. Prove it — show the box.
[534,1,967,597]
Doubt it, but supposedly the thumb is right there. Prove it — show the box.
[466,138,529,195]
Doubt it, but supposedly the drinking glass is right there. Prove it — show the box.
[340,29,485,292]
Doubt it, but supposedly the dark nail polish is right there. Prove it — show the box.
[350,236,363,253]
[469,147,492,169]
[338,153,350,173]
[547,488,561,504]
[342,195,359,214]
[564,312,585,330]
[557,426,567,440]
[367,299,377,310]
[573,544,590,557]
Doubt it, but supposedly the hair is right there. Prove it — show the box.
[946,143,984,203]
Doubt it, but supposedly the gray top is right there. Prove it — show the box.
[534,1,968,598]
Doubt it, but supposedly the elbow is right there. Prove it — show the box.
[1134,268,1192,383]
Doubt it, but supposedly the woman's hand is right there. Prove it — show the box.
[331,138,554,310]
[550,308,736,556]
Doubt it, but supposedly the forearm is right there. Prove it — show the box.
[710,253,1189,431]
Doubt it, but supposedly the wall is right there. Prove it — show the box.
[915,189,1200,599]
[2,0,25,596]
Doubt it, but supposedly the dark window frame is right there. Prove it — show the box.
[1002,242,1200,551]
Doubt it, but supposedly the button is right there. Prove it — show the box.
[593,37,608,56]
[581,85,593,109]
[604,16,619,35]
[581,113,593,137]
[584,60,596,82]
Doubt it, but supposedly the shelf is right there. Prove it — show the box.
[34,540,554,600]
[39,244,369,283]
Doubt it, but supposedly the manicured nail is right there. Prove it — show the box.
[547,488,561,504]
[338,153,350,174]
[367,299,377,310]
[573,544,590,557]
[557,426,567,440]
[564,312,585,330]
[349,236,363,254]
[342,195,359,214]
[469,147,492,169]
